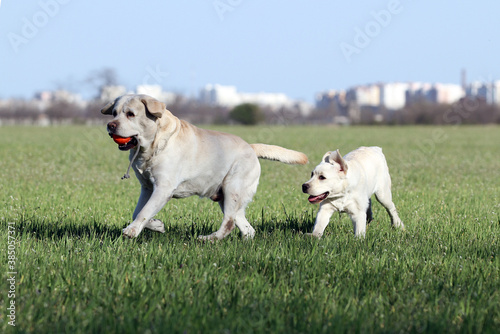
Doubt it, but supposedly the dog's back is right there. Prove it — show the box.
[344,146,384,164]
[344,146,390,196]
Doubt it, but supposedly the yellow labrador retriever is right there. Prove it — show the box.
[302,147,404,237]
[101,94,308,240]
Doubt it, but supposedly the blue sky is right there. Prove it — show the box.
[1,0,500,102]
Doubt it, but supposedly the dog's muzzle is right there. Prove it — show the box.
[303,184,329,204]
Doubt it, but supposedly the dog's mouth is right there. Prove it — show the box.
[118,137,138,151]
[308,192,329,204]
[109,134,138,151]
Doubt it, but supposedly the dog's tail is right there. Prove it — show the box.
[250,144,308,165]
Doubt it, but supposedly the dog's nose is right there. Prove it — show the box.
[302,183,309,193]
[107,121,118,132]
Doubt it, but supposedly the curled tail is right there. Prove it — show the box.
[250,143,308,165]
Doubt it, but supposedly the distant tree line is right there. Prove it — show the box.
[0,96,499,126]
[308,96,500,125]
[367,98,500,125]
[0,100,105,124]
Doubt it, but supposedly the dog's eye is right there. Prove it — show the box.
[311,172,314,178]
[126,111,135,118]
[319,175,326,180]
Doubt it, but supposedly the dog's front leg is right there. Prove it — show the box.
[133,186,165,233]
[123,186,172,238]
[307,202,336,238]
[350,211,367,238]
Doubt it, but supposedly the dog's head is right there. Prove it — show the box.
[101,94,167,151]
[302,150,349,204]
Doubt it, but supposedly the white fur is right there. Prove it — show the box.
[302,146,404,237]
[102,94,308,240]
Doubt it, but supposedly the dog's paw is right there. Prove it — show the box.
[122,224,139,238]
[393,219,405,230]
[145,219,165,233]
[240,227,255,240]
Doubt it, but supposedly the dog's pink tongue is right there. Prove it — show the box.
[308,194,324,203]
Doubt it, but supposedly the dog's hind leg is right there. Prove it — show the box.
[232,174,258,239]
[199,191,255,241]
[199,192,238,241]
[199,159,259,241]
[232,166,260,239]
[198,216,236,241]
[234,210,255,239]
[374,183,404,229]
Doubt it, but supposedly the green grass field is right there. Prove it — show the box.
[1,125,499,333]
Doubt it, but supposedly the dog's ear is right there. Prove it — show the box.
[141,95,166,118]
[322,151,333,163]
[328,150,348,173]
[100,101,115,115]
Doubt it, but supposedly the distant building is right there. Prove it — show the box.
[315,90,346,110]
[319,82,466,121]
[466,81,500,105]
[427,84,463,104]
[346,84,380,107]
[199,84,242,107]
[199,84,308,111]
[136,84,163,99]
[315,90,348,120]
[403,83,463,106]
[98,84,177,106]
[34,90,83,104]
[100,85,127,102]
[379,82,409,109]
[406,82,433,105]
[34,90,86,109]
[239,91,291,108]
[35,91,53,102]
[136,85,177,105]
[293,100,314,116]
[51,90,84,104]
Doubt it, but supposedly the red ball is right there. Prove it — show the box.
[112,134,132,145]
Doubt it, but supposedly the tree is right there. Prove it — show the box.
[85,68,119,99]
[45,101,82,120]
[229,103,264,125]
